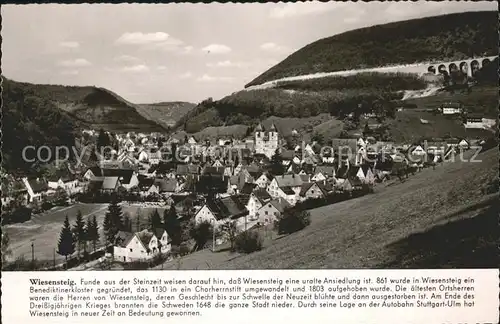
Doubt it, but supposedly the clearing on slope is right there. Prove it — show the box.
[163,148,497,270]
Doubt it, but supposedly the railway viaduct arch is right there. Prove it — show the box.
[426,56,497,77]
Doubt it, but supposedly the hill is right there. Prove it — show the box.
[136,101,196,129]
[5,78,166,133]
[176,75,414,134]
[158,148,499,269]
[246,11,497,87]
[2,78,78,174]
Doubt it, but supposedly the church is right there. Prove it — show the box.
[254,123,279,159]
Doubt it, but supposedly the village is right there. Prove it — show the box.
[1,108,489,271]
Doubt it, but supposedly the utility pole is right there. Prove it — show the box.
[31,241,35,269]
[212,224,216,253]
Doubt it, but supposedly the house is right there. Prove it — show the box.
[113,228,170,263]
[138,150,149,162]
[409,145,426,156]
[59,175,80,194]
[352,165,375,184]
[254,172,272,188]
[83,166,103,181]
[281,150,296,166]
[299,182,328,201]
[194,196,248,229]
[117,152,138,166]
[176,164,200,178]
[138,177,158,196]
[101,169,139,190]
[101,176,120,192]
[312,166,336,182]
[440,102,463,115]
[464,114,485,129]
[155,178,179,195]
[187,136,198,145]
[255,197,291,225]
[278,186,297,206]
[1,178,29,207]
[22,177,50,203]
[458,139,470,150]
[244,189,272,220]
[337,178,353,192]
[443,146,460,161]
[447,138,469,150]
[267,174,304,200]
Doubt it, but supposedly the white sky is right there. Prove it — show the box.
[2,1,495,104]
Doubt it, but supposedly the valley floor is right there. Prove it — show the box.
[3,202,168,266]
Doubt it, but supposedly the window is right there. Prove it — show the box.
[265,211,268,215]
[129,248,133,252]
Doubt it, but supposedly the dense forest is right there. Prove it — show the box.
[246,11,497,87]
[2,78,78,174]
[274,73,428,92]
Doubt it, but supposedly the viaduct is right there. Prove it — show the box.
[426,55,497,77]
[248,55,498,90]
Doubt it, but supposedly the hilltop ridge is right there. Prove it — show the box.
[246,11,497,87]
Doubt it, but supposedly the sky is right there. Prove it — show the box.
[2,1,495,104]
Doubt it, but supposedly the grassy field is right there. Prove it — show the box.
[3,203,168,266]
[154,149,498,270]
[404,85,498,118]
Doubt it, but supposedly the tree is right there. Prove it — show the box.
[150,209,162,230]
[85,217,92,252]
[57,215,75,264]
[339,130,349,139]
[1,232,12,264]
[220,221,239,252]
[189,220,213,251]
[276,208,311,235]
[85,216,99,253]
[54,187,69,206]
[311,132,325,146]
[123,213,133,232]
[234,230,263,253]
[96,128,110,151]
[157,137,164,149]
[363,123,371,136]
[103,198,124,247]
[163,207,182,245]
[270,149,285,176]
[182,196,195,218]
[135,210,142,232]
[73,210,87,258]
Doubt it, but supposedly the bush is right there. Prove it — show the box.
[171,243,191,257]
[123,261,149,270]
[2,206,32,225]
[276,208,311,235]
[189,221,213,251]
[234,231,263,254]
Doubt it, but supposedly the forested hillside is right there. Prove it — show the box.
[2,78,78,174]
[247,11,497,87]
[5,79,166,132]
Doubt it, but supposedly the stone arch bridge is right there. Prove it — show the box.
[426,56,497,77]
